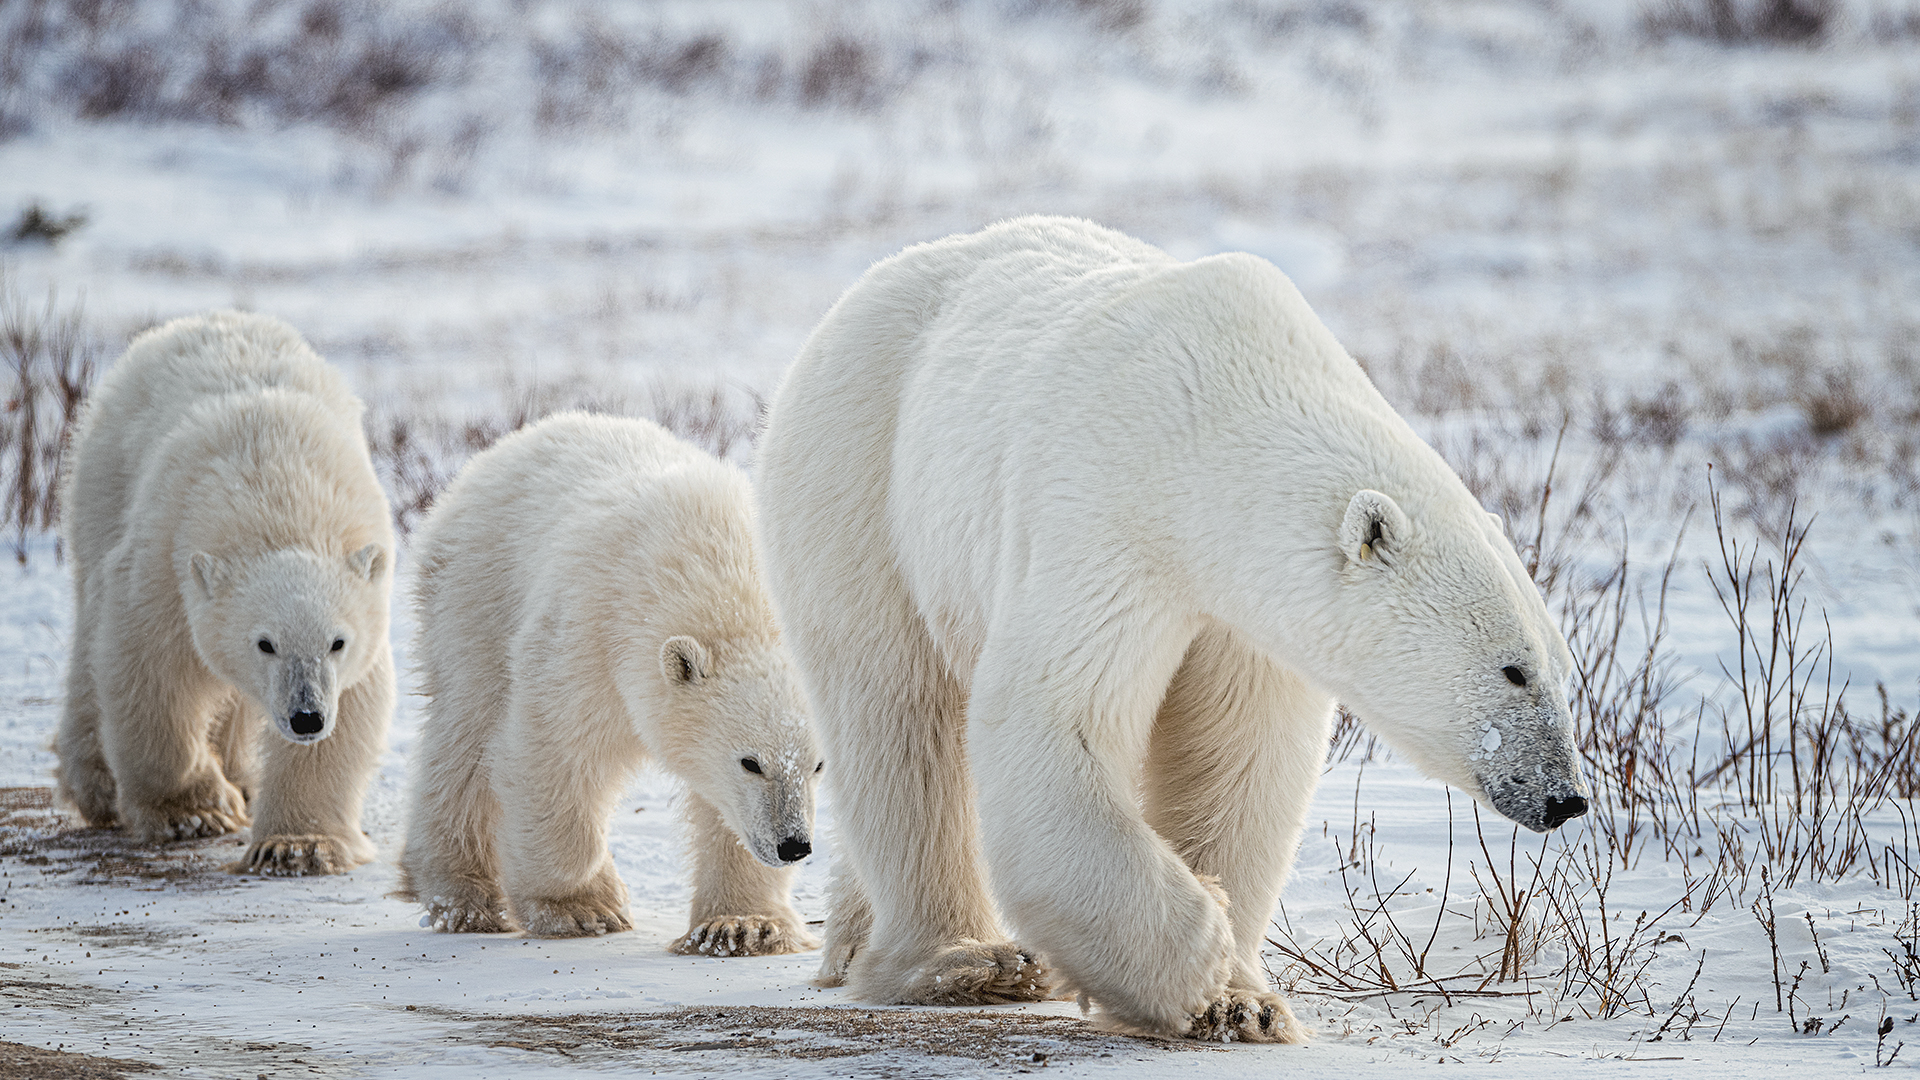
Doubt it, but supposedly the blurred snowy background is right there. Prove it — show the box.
[5,0,1917,689]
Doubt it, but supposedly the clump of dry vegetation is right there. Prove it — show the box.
[1,280,97,562]
[364,376,762,535]
[1644,0,1839,45]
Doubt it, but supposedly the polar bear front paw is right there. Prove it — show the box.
[1183,988,1307,1044]
[673,915,818,957]
[231,834,356,876]
[904,941,1054,1005]
[515,896,634,938]
[422,896,512,934]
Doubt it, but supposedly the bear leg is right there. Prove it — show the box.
[968,614,1297,1039]
[54,634,117,827]
[396,696,509,933]
[492,690,639,937]
[813,864,873,986]
[207,690,260,807]
[1139,627,1332,1042]
[825,659,1051,1004]
[671,792,815,957]
[236,652,391,875]
[94,625,248,843]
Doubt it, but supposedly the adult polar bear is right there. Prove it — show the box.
[56,312,394,874]
[756,217,1589,1041]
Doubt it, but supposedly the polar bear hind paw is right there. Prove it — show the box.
[231,834,355,876]
[906,941,1054,1005]
[673,915,818,957]
[516,896,633,938]
[1183,989,1308,1044]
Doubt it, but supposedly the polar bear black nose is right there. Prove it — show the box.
[289,711,325,737]
[1543,794,1588,829]
[776,837,811,863]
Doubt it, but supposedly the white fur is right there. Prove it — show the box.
[55,311,396,875]
[397,413,822,951]
[756,217,1588,1040]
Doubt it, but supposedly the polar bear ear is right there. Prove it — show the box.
[661,636,712,685]
[347,544,386,581]
[189,552,231,599]
[1340,490,1411,567]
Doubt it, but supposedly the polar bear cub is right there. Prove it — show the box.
[756,217,1588,1041]
[397,412,821,952]
[55,311,396,875]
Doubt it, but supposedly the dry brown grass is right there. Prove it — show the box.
[2,280,98,562]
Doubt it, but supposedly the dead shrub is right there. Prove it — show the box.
[799,36,881,111]
[1025,0,1151,34]
[1626,381,1690,448]
[6,201,87,245]
[60,42,167,119]
[1801,368,1869,437]
[2,280,100,562]
[1644,0,1836,44]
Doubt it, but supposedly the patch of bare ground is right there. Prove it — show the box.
[0,962,116,1009]
[466,1004,1211,1071]
[0,787,248,889]
[0,1041,154,1080]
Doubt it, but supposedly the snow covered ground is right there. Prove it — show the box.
[4,0,1920,1075]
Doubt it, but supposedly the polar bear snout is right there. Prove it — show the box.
[1481,765,1589,833]
[269,658,338,744]
[1543,794,1587,829]
[734,777,818,869]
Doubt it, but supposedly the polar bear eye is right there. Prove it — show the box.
[331,638,346,653]
[257,639,275,655]
[740,758,763,774]
[1502,665,1527,687]
[815,761,824,774]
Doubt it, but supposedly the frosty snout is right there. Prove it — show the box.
[1483,773,1588,833]
[270,657,337,745]
[738,780,816,868]
[1473,706,1589,833]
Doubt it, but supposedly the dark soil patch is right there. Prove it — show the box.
[31,922,192,949]
[470,1004,1212,1070]
[0,964,117,1009]
[0,787,247,889]
[0,1041,156,1079]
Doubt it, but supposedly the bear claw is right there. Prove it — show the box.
[673,915,816,957]
[231,834,352,876]
[422,897,512,934]
[904,941,1055,1005]
[139,805,247,844]
[1183,989,1307,1044]
[515,897,633,938]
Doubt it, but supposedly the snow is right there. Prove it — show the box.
[5,0,1920,1075]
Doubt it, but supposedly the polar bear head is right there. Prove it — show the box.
[1312,489,1589,833]
[654,635,822,867]
[185,544,390,745]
